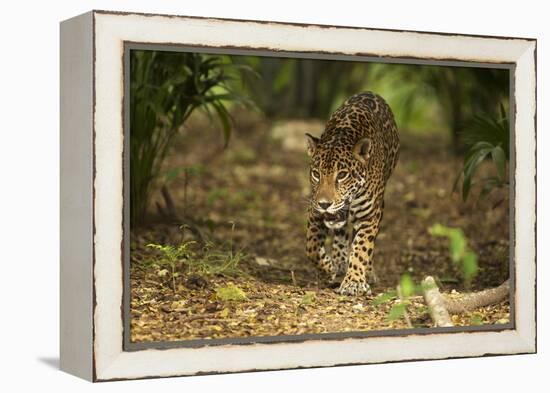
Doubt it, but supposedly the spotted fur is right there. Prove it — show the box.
[306,92,399,296]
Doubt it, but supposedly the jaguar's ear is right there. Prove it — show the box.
[353,137,371,163]
[305,133,319,156]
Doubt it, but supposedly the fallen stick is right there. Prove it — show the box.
[444,279,510,314]
[421,276,511,327]
[422,276,454,327]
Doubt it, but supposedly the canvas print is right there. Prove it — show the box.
[128,49,511,344]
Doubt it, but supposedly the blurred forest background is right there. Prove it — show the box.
[129,50,511,342]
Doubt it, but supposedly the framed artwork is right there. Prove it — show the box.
[60,10,536,381]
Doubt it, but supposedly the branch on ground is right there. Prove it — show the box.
[444,279,510,314]
[422,276,454,327]
[421,276,510,328]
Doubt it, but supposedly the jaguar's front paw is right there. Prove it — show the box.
[336,278,372,296]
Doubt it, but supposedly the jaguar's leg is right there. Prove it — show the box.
[306,211,336,281]
[337,202,382,296]
[331,228,349,278]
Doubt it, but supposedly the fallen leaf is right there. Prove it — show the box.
[215,284,247,301]
[254,257,272,266]
[300,291,316,306]
[157,269,169,277]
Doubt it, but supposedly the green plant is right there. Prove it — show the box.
[188,240,247,277]
[429,224,479,285]
[387,274,417,325]
[198,222,247,276]
[377,225,480,323]
[146,241,196,292]
[367,64,509,151]
[146,223,247,291]
[130,50,252,225]
[373,274,419,325]
[456,107,509,201]
[372,290,398,306]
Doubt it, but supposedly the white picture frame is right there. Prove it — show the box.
[60,10,536,382]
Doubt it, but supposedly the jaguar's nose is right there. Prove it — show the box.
[318,201,332,210]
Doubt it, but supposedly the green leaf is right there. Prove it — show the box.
[400,274,415,298]
[448,229,466,263]
[211,101,232,148]
[373,290,397,305]
[462,145,493,201]
[428,224,478,283]
[129,50,254,225]
[458,109,510,202]
[499,102,507,121]
[388,303,407,321]
[491,145,506,181]
[452,170,463,194]
[462,251,479,282]
[462,175,473,201]
[479,176,504,198]
[428,223,449,237]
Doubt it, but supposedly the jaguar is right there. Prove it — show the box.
[305,92,399,296]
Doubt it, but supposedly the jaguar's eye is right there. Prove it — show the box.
[336,171,349,181]
[311,169,320,182]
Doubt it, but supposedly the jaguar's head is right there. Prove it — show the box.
[306,132,371,225]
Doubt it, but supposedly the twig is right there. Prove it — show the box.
[422,276,454,327]
[290,270,297,286]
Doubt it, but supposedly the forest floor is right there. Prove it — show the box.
[130,112,511,343]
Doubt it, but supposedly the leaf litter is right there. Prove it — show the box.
[130,114,510,343]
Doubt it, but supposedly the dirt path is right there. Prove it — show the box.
[130,114,510,343]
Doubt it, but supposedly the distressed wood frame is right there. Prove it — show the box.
[60,10,537,382]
